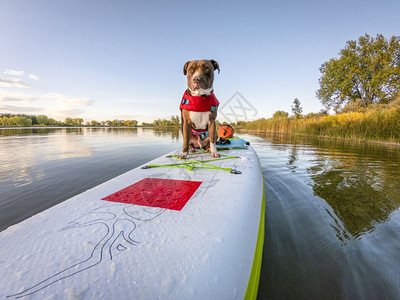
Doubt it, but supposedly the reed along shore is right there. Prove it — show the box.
[240,103,400,144]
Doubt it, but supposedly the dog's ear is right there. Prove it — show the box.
[211,60,220,74]
[183,61,191,75]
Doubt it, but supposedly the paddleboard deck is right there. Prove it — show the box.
[0,140,264,299]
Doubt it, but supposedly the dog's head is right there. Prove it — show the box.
[183,59,220,96]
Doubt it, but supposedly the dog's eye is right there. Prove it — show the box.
[187,67,194,73]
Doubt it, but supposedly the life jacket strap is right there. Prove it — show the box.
[191,128,208,140]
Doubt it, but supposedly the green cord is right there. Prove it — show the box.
[143,153,241,174]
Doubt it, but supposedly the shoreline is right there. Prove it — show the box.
[2,126,400,148]
[238,128,400,148]
[0,126,180,130]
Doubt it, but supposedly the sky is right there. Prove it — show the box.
[1,0,399,123]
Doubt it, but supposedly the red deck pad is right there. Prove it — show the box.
[102,178,202,211]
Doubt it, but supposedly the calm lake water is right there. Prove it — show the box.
[1,127,400,299]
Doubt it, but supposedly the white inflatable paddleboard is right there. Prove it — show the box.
[0,138,265,299]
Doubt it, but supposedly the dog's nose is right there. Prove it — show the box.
[193,76,201,83]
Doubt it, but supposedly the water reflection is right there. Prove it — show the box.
[307,145,400,241]
[0,127,180,191]
[250,132,400,241]
[0,127,180,177]
[0,127,88,136]
[148,127,180,141]
[0,127,182,232]
[0,129,93,188]
[0,128,151,189]
[286,144,299,172]
[243,132,400,298]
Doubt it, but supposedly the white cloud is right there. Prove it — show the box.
[0,91,38,102]
[0,70,94,120]
[0,104,44,113]
[0,90,95,120]
[44,93,94,106]
[0,77,30,88]
[56,108,86,117]
[4,69,25,76]
[112,99,143,104]
[3,69,39,81]
[115,114,146,119]
[28,74,39,80]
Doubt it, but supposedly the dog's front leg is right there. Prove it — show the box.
[208,119,220,158]
[179,114,191,159]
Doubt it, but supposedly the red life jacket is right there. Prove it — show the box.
[180,91,219,139]
[179,91,219,112]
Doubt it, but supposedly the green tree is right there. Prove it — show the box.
[235,120,247,126]
[91,120,101,126]
[25,114,38,125]
[0,116,10,126]
[291,98,303,118]
[160,119,169,127]
[170,115,180,126]
[9,116,32,126]
[37,115,50,125]
[317,34,400,111]
[272,110,289,118]
[123,120,138,127]
[48,118,59,126]
[73,118,84,126]
[153,119,161,127]
[106,119,124,127]
[65,118,73,126]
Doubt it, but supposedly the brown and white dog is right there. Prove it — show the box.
[179,59,220,159]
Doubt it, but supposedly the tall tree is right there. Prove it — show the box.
[317,34,400,111]
[291,98,303,118]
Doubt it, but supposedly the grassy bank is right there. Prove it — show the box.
[242,105,400,143]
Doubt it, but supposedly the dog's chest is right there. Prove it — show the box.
[189,111,210,129]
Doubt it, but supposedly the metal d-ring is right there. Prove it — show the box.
[230,169,242,174]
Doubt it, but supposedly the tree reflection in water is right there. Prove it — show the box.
[300,138,400,240]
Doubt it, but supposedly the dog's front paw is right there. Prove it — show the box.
[211,151,220,158]
[178,152,188,159]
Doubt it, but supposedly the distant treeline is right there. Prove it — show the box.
[238,98,400,144]
[0,114,180,128]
